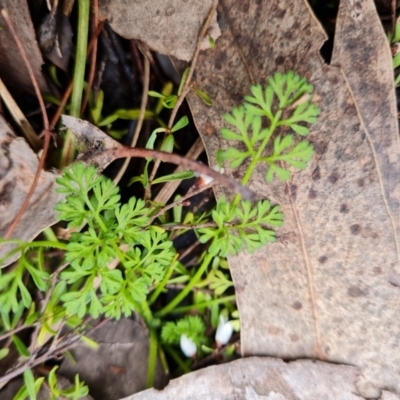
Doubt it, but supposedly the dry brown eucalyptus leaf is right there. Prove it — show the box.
[183,0,400,397]
[98,0,221,61]
[60,319,167,400]
[0,115,61,265]
[0,0,48,95]
[124,357,392,400]
[331,0,400,244]
[0,116,124,267]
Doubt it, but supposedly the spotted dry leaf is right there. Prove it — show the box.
[184,0,400,397]
[0,116,61,265]
[98,0,220,61]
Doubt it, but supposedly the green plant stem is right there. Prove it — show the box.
[0,240,68,254]
[232,110,282,207]
[242,110,281,186]
[0,239,67,249]
[84,194,108,232]
[61,0,90,168]
[158,346,169,374]
[110,242,127,265]
[164,345,191,374]
[166,295,236,314]
[163,275,189,285]
[140,299,153,326]
[155,253,213,317]
[147,329,158,388]
[42,228,59,243]
[138,298,158,388]
[148,257,178,305]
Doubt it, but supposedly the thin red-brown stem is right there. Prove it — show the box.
[1,12,105,240]
[113,52,150,184]
[1,9,51,240]
[81,0,99,114]
[178,240,201,261]
[50,20,106,130]
[1,10,49,131]
[159,222,217,230]
[131,40,144,79]
[147,0,218,191]
[0,323,36,342]
[85,146,254,200]
[50,83,73,130]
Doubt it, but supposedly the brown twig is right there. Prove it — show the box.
[191,337,240,371]
[1,11,49,132]
[131,40,144,79]
[0,78,41,150]
[154,137,205,205]
[1,9,51,240]
[85,146,255,200]
[113,51,150,184]
[178,240,201,261]
[50,82,73,130]
[50,20,106,130]
[159,222,217,231]
[0,317,109,385]
[0,324,36,342]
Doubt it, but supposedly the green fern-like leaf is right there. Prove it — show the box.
[262,135,314,182]
[161,315,206,346]
[209,270,233,295]
[56,163,100,196]
[198,197,283,257]
[219,71,320,185]
[55,162,177,320]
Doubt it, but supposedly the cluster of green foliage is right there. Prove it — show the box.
[0,71,319,399]
[12,367,88,400]
[56,163,175,320]
[388,16,400,86]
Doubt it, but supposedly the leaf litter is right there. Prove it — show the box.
[98,0,221,61]
[1,0,400,398]
[179,0,400,397]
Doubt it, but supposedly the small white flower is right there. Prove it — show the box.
[180,334,197,357]
[215,316,233,346]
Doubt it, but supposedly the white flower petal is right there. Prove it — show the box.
[215,316,233,346]
[180,334,197,357]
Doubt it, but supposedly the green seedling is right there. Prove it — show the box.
[0,71,319,391]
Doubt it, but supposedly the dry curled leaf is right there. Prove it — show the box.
[124,357,400,400]
[98,0,221,61]
[60,318,167,400]
[184,0,400,397]
[0,0,48,95]
[0,116,61,265]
